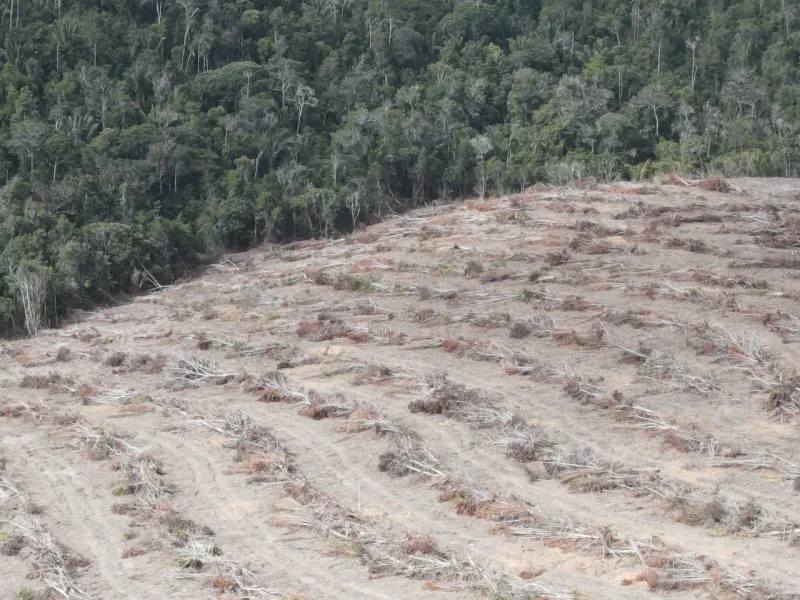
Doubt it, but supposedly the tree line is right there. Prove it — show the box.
[1,0,799,334]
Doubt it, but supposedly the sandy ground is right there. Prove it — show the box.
[2,177,800,600]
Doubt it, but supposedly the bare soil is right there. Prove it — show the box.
[2,177,800,599]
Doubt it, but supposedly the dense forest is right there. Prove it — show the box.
[0,0,799,334]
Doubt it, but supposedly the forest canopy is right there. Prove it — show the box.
[1,0,799,334]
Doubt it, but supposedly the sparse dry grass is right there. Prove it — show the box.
[166,356,238,388]
[0,464,90,599]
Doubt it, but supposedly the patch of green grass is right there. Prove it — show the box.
[346,274,374,292]
[518,287,535,302]
[200,300,218,320]
[435,263,459,275]
[169,306,193,321]
[314,271,332,285]
[15,588,35,600]
[129,392,152,404]
[112,484,136,496]
[178,557,203,569]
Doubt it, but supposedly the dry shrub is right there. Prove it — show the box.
[762,377,800,414]
[76,383,94,400]
[573,221,624,237]
[563,379,602,403]
[617,340,652,364]
[509,320,533,339]
[644,569,687,591]
[55,347,71,362]
[442,337,465,354]
[584,241,615,255]
[68,553,91,569]
[545,249,570,265]
[157,510,215,544]
[480,269,515,284]
[209,574,239,593]
[0,400,47,421]
[127,353,166,373]
[298,397,351,420]
[469,200,494,212]
[558,469,633,493]
[667,173,689,186]
[603,184,654,195]
[688,239,712,253]
[674,496,769,534]
[527,268,547,283]
[236,447,291,482]
[345,331,370,343]
[121,545,148,558]
[297,319,350,341]
[599,390,626,409]
[413,382,513,429]
[343,405,407,437]
[696,176,731,193]
[69,328,101,342]
[255,386,300,404]
[111,502,138,516]
[509,195,528,208]
[463,260,484,277]
[599,307,649,329]
[168,356,236,387]
[519,568,546,580]
[296,320,321,338]
[471,313,510,329]
[560,296,592,311]
[509,315,554,339]
[641,552,712,592]
[282,481,318,506]
[377,451,415,477]
[551,324,604,349]
[355,301,376,315]
[614,202,672,219]
[412,308,438,324]
[408,398,442,414]
[195,333,213,350]
[0,535,25,556]
[522,463,547,482]
[499,427,552,462]
[378,439,445,478]
[545,201,576,214]
[437,480,527,520]
[20,373,68,389]
[662,212,723,226]
[754,217,800,249]
[691,271,769,290]
[0,403,23,419]
[104,352,126,367]
[400,534,441,556]
[663,430,694,453]
[676,497,725,527]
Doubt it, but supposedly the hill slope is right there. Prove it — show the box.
[2,179,800,599]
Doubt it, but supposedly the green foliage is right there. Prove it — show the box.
[518,288,535,303]
[337,274,375,292]
[1,0,799,335]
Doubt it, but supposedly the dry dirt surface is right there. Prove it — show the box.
[3,177,800,600]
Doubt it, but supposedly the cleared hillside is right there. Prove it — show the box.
[2,178,800,599]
